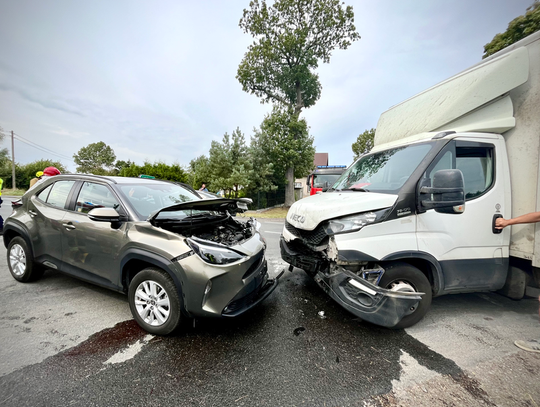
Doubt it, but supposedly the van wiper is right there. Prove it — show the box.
[345,187,369,192]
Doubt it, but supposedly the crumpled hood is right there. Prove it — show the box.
[287,192,398,231]
[147,198,249,222]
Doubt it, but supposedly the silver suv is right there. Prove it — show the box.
[4,175,278,335]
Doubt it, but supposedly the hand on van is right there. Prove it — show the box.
[496,211,540,229]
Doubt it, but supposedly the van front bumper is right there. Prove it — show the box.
[280,237,423,328]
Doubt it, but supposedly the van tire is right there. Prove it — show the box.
[379,262,432,329]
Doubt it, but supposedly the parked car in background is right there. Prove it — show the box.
[4,175,278,335]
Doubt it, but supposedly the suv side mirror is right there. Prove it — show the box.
[88,207,121,222]
[420,169,465,214]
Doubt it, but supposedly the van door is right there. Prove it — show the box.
[416,138,510,293]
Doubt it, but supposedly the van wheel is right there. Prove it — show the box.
[379,262,432,329]
[128,268,182,335]
[7,236,44,282]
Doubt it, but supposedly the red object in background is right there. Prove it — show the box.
[43,166,61,176]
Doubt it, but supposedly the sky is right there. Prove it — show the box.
[0,0,533,172]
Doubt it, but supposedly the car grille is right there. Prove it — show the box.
[242,251,264,280]
[285,221,328,245]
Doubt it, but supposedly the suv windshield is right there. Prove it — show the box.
[333,143,434,193]
[118,182,201,219]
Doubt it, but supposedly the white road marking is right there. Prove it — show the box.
[104,334,154,365]
[391,350,439,393]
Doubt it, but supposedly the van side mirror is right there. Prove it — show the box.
[88,207,121,222]
[419,169,465,214]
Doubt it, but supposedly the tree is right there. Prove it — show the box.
[208,128,253,197]
[351,128,375,161]
[0,126,10,169]
[119,161,188,183]
[253,106,315,187]
[0,159,67,189]
[73,141,116,174]
[188,155,212,191]
[237,0,360,206]
[113,160,134,175]
[483,1,540,58]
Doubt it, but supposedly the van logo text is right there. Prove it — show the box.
[291,214,305,223]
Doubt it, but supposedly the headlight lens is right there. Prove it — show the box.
[324,209,390,235]
[187,239,246,265]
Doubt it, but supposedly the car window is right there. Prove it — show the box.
[36,184,53,202]
[75,182,121,214]
[47,181,76,209]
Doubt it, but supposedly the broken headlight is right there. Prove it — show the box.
[187,238,246,265]
[324,209,390,235]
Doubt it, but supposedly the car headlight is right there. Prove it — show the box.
[324,209,390,235]
[186,238,246,265]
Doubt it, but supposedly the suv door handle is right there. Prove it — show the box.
[492,214,503,234]
[63,222,76,230]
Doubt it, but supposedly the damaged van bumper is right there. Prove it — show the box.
[280,237,422,328]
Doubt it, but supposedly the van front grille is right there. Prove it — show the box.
[285,221,328,245]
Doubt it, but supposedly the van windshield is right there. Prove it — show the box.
[333,143,434,193]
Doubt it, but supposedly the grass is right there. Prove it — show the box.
[2,188,27,197]
[240,206,289,219]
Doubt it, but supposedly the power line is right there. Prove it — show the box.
[12,132,74,161]
[13,132,72,159]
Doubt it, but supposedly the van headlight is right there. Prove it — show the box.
[324,209,390,235]
[186,239,246,265]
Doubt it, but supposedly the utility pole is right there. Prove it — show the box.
[11,131,16,190]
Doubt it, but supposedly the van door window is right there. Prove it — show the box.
[421,141,494,202]
[456,146,494,200]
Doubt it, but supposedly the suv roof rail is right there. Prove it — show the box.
[59,173,118,184]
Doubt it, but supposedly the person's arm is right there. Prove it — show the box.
[495,211,540,229]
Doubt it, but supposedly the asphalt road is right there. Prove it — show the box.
[0,198,539,406]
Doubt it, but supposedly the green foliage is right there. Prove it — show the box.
[188,155,212,190]
[119,161,188,183]
[114,160,134,175]
[238,0,360,114]
[253,106,315,183]
[208,128,253,197]
[0,126,9,167]
[73,141,117,174]
[0,159,67,190]
[352,128,375,161]
[483,1,540,58]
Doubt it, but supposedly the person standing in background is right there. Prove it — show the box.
[29,171,44,188]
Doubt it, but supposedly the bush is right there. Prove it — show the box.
[119,161,188,183]
[0,159,67,190]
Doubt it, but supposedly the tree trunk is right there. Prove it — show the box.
[284,166,295,207]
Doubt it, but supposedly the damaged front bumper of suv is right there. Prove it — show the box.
[280,237,423,328]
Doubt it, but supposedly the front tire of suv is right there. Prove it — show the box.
[128,268,182,335]
[7,236,44,282]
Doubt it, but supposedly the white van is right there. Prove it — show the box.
[280,31,540,328]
